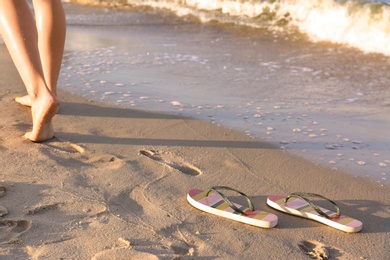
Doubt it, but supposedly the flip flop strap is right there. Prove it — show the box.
[206,186,255,215]
[284,192,341,218]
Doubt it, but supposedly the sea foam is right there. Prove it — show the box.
[124,0,390,56]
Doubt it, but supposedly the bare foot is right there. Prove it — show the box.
[24,94,59,142]
[15,95,32,107]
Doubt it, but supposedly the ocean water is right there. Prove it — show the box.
[86,0,390,56]
[46,2,390,185]
[60,0,390,185]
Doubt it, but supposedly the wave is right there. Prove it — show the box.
[122,0,390,56]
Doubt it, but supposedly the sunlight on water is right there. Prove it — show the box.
[122,0,390,56]
[282,0,390,55]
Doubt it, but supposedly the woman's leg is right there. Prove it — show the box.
[34,0,66,96]
[0,0,59,142]
[15,0,66,106]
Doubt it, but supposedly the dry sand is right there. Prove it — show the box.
[0,22,389,260]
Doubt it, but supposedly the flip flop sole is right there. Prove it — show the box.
[187,189,278,228]
[267,195,362,233]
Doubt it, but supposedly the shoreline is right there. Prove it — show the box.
[1,41,389,259]
[60,2,390,186]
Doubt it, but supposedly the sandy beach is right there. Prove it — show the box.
[1,3,389,260]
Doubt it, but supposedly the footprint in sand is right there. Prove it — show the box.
[45,138,125,169]
[139,150,202,176]
[0,220,32,244]
[91,241,193,259]
[91,248,159,260]
[0,186,6,198]
[298,240,344,260]
[0,206,7,217]
[169,241,195,257]
[0,186,7,217]
[0,188,32,244]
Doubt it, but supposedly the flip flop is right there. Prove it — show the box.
[187,186,278,228]
[267,192,363,233]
